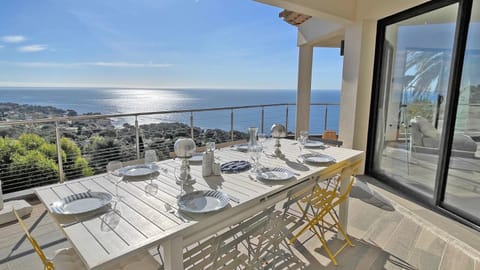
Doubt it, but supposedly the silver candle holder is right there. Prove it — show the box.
[174,138,196,186]
[270,124,287,157]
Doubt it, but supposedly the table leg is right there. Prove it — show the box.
[163,236,184,270]
[337,174,350,240]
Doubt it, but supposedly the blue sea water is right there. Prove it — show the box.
[0,87,340,134]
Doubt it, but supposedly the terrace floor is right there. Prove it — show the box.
[1,176,479,270]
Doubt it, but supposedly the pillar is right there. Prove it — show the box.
[295,44,314,138]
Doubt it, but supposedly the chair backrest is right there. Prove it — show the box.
[334,167,355,203]
[349,158,363,176]
[322,130,337,141]
[330,158,364,208]
[13,208,55,270]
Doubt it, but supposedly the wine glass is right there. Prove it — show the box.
[298,130,309,154]
[173,166,187,199]
[107,161,123,204]
[144,150,158,166]
[144,149,158,187]
[250,145,262,173]
[258,133,266,149]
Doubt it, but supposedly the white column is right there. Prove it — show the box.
[338,24,361,149]
[338,20,377,174]
[295,44,314,138]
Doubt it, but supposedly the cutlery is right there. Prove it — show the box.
[227,194,240,203]
[248,174,259,182]
[165,203,189,223]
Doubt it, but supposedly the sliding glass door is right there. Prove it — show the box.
[369,0,479,227]
[371,3,459,197]
[443,0,480,222]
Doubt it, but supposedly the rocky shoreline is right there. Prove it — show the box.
[0,102,247,149]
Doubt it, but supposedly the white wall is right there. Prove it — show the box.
[255,0,434,171]
[338,0,428,173]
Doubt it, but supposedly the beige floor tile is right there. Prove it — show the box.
[363,210,403,248]
[439,244,475,270]
[408,228,446,270]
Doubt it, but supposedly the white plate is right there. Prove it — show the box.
[233,144,249,152]
[189,153,203,163]
[178,190,229,214]
[118,164,158,177]
[304,141,324,148]
[50,191,113,215]
[256,167,295,181]
[299,153,336,164]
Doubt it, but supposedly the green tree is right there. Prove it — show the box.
[61,137,93,179]
[405,50,448,99]
[0,137,26,164]
[0,133,93,193]
[85,136,122,173]
[39,143,63,161]
[18,133,47,150]
[6,150,59,192]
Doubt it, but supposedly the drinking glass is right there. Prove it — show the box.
[250,145,262,173]
[298,130,309,154]
[144,150,158,166]
[144,149,158,186]
[107,161,123,203]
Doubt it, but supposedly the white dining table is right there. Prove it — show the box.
[35,139,363,270]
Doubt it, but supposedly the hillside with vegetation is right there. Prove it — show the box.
[0,102,247,193]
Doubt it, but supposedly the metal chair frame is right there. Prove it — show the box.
[13,208,55,270]
[287,159,363,266]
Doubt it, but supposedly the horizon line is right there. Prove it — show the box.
[0,85,340,91]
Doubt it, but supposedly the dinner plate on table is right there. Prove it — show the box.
[189,153,204,163]
[177,190,229,214]
[304,141,325,148]
[50,191,113,215]
[118,164,159,177]
[255,167,295,181]
[232,144,249,152]
[299,153,336,164]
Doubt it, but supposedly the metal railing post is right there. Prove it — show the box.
[135,116,140,159]
[190,112,194,139]
[261,107,265,133]
[55,121,65,183]
[324,106,328,131]
[285,105,289,133]
[230,109,234,141]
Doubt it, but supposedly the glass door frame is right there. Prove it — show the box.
[366,0,478,228]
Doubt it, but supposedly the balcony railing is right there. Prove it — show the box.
[0,102,339,195]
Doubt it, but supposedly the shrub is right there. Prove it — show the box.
[0,134,94,193]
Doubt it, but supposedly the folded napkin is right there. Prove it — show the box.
[220,160,251,173]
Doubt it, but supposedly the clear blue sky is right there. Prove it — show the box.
[0,0,343,89]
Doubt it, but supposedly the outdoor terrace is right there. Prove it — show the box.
[1,176,480,270]
[1,103,480,270]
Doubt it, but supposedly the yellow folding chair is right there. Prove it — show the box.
[282,160,346,220]
[13,208,159,270]
[289,159,362,266]
[13,208,56,270]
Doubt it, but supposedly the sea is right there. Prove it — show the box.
[0,87,340,134]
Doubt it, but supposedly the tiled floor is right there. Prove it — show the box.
[1,176,479,270]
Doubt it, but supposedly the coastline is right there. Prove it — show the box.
[0,88,341,133]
